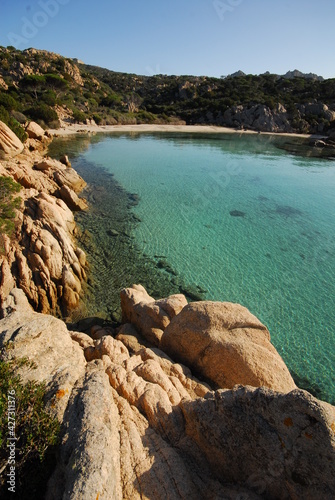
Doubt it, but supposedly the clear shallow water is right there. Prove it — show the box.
[53,132,335,403]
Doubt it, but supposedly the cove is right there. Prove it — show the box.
[49,132,335,404]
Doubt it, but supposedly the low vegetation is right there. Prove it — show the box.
[0,355,60,499]
[0,176,22,252]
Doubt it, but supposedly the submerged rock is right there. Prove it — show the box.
[107,228,119,237]
[230,209,246,217]
[275,205,303,217]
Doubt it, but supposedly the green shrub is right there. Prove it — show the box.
[19,75,46,100]
[0,93,19,111]
[0,176,22,241]
[25,104,58,125]
[9,118,27,143]
[48,119,61,129]
[0,106,27,143]
[72,109,87,123]
[92,113,102,125]
[11,110,27,124]
[40,90,57,107]
[0,356,60,498]
[136,110,157,124]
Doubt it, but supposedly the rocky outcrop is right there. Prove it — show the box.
[0,120,24,158]
[26,121,46,140]
[182,386,335,499]
[0,76,8,90]
[18,192,87,313]
[120,284,188,345]
[47,363,121,500]
[58,184,88,211]
[223,103,292,133]
[121,285,296,393]
[298,102,335,121]
[0,120,88,315]
[0,289,86,421]
[161,300,296,392]
[1,47,84,88]
[1,287,334,499]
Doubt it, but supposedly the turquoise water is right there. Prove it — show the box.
[62,133,335,403]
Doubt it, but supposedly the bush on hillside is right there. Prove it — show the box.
[25,104,58,126]
[72,109,87,123]
[11,110,28,124]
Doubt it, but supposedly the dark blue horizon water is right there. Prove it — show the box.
[52,132,335,403]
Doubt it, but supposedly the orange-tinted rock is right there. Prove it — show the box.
[0,120,24,158]
[161,300,296,393]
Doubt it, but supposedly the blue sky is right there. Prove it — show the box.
[1,0,335,79]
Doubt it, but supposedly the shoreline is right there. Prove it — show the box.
[48,122,324,139]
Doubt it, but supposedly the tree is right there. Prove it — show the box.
[44,74,68,97]
[20,74,46,100]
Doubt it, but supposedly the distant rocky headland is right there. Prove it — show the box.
[0,45,335,498]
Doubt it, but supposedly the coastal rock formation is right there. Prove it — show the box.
[58,185,88,211]
[0,75,8,90]
[26,121,46,140]
[182,386,335,499]
[121,285,296,393]
[0,120,88,315]
[19,191,87,313]
[0,120,24,158]
[47,363,122,500]
[161,300,296,392]
[120,284,188,345]
[298,102,335,121]
[0,289,86,421]
[0,287,334,499]
[223,103,292,133]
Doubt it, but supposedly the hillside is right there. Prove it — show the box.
[1,46,335,139]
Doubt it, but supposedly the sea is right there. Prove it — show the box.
[49,131,335,404]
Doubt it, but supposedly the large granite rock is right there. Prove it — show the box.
[161,300,296,392]
[26,121,45,140]
[46,363,122,500]
[58,184,88,211]
[223,103,292,132]
[21,192,86,314]
[181,385,335,499]
[0,120,24,158]
[120,284,188,345]
[0,289,86,421]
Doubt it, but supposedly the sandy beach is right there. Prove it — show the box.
[48,122,317,139]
